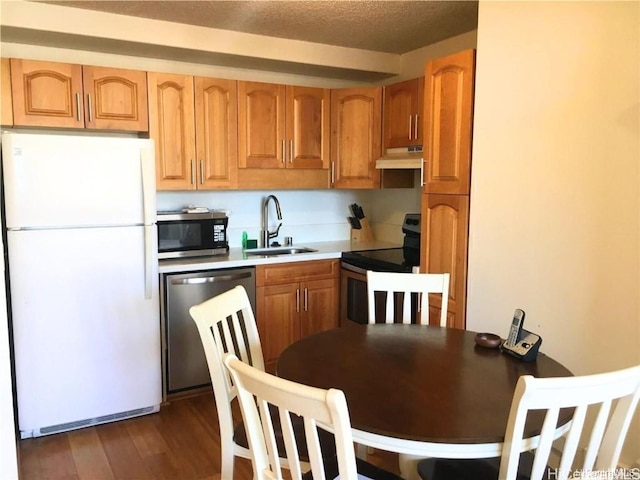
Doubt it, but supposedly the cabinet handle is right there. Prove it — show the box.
[414,114,419,140]
[75,93,82,122]
[200,159,205,185]
[420,158,425,188]
[191,159,196,185]
[87,94,93,122]
[331,162,335,184]
[290,140,294,164]
[408,115,413,140]
[282,140,286,164]
[296,288,300,313]
[304,288,308,312]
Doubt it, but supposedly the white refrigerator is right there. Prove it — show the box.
[1,132,161,439]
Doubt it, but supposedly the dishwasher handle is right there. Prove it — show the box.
[171,271,253,285]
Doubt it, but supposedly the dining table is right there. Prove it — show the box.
[276,324,573,479]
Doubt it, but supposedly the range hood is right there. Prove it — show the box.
[376,147,424,170]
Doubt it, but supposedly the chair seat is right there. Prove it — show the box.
[234,407,336,461]
[303,455,404,480]
[417,451,536,480]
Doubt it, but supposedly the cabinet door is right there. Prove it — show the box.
[300,277,339,338]
[195,77,238,189]
[420,193,469,329]
[82,66,148,132]
[257,283,300,372]
[148,72,196,190]
[383,77,424,149]
[1,58,12,126]
[287,86,330,169]
[238,81,286,169]
[423,49,475,195]
[330,86,382,189]
[10,59,84,128]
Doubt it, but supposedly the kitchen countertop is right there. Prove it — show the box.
[158,239,401,274]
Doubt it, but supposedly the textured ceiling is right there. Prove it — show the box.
[39,0,479,54]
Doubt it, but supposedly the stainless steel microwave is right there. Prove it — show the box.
[157,211,229,259]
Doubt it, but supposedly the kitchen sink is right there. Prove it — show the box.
[244,247,318,257]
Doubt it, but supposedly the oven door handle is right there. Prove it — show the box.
[341,262,369,276]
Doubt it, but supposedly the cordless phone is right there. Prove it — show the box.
[500,308,542,362]
[506,309,525,347]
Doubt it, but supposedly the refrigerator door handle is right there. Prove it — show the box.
[140,142,157,225]
[144,225,156,299]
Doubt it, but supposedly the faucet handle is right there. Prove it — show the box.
[268,222,282,239]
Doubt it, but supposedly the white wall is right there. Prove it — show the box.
[468,0,640,466]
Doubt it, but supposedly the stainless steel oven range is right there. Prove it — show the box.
[340,213,421,325]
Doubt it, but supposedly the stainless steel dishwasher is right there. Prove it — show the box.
[161,267,256,394]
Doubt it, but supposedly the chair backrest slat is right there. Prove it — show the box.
[189,286,266,477]
[224,353,360,480]
[367,271,450,326]
[499,365,640,480]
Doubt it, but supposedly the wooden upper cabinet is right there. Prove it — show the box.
[149,73,237,191]
[383,77,424,149]
[238,81,286,169]
[148,72,196,190]
[10,59,148,131]
[286,86,330,169]
[11,59,84,128]
[195,77,238,189]
[330,86,382,189]
[1,58,13,126]
[420,193,470,330]
[238,81,329,170]
[423,49,475,195]
[82,66,148,131]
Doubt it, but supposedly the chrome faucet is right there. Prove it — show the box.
[261,195,283,248]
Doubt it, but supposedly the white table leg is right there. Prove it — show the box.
[356,443,368,460]
[398,453,427,480]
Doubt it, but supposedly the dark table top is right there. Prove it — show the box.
[277,324,573,448]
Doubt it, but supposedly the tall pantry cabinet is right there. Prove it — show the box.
[420,49,475,330]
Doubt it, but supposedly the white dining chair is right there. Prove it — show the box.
[189,285,310,479]
[223,352,404,480]
[417,364,640,480]
[366,271,450,326]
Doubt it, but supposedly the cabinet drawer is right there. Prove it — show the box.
[256,259,338,286]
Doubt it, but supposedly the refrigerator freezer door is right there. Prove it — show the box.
[2,132,156,229]
[8,226,161,436]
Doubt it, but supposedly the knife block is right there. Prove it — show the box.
[351,218,373,242]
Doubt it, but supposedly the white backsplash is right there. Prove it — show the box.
[157,188,421,247]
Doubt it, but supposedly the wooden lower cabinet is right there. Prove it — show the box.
[420,193,470,329]
[256,260,339,372]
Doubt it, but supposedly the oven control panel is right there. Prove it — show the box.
[402,213,421,235]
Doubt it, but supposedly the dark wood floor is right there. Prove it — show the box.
[17,392,401,479]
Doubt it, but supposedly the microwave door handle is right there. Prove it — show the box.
[171,272,253,285]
